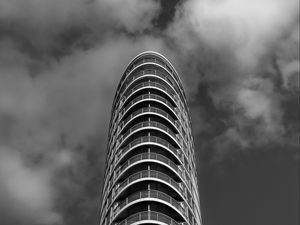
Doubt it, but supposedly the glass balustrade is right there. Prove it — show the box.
[114,210,187,225]
[115,57,185,105]
[118,121,180,148]
[113,190,187,218]
[115,152,183,179]
[111,169,185,205]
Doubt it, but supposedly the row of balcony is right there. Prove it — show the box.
[105,169,186,213]
[113,210,187,225]
[117,170,183,198]
[108,93,180,157]
[121,106,177,130]
[104,152,186,210]
[116,152,181,178]
[112,189,187,222]
[119,69,179,101]
[112,154,195,214]
[104,136,193,198]
[115,69,180,112]
[109,69,191,144]
[109,93,176,147]
[110,77,190,136]
[118,120,181,149]
[109,91,191,156]
[114,56,186,111]
[107,106,191,175]
[103,151,196,218]
[117,107,190,151]
[120,81,178,116]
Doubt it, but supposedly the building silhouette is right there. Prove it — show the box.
[99,51,202,225]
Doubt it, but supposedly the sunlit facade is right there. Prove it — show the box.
[99,51,202,225]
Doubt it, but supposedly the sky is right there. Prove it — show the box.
[0,0,298,225]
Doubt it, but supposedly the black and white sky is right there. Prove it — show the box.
[0,0,299,225]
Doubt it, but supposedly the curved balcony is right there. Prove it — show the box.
[114,210,187,225]
[104,150,194,207]
[108,93,180,151]
[107,136,190,184]
[120,107,180,133]
[115,152,184,183]
[110,78,186,128]
[115,68,183,113]
[112,190,187,222]
[107,92,181,149]
[112,155,195,216]
[114,57,186,109]
[121,93,177,120]
[102,144,198,215]
[105,150,189,205]
[108,170,185,211]
[111,126,190,178]
[118,121,182,150]
[117,107,188,152]
[109,93,180,144]
[103,141,190,203]
[103,152,186,204]
[118,136,181,164]
[121,81,179,113]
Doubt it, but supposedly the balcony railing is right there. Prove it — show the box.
[121,106,178,131]
[119,136,180,159]
[116,69,182,109]
[117,170,183,195]
[115,152,183,181]
[111,169,185,207]
[104,153,187,213]
[122,80,178,110]
[107,93,180,151]
[114,56,186,107]
[113,189,187,219]
[105,136,192,195]
[113,210,187,225]
[121,93,177,119]
[110,79,184,128]
[118,121,181,149]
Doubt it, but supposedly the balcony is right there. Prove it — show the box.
[115,68,184,112]
[121,93,177,120]
[119,136,181,162]
[102,148,191,209]
[114,210,187,225]
[120,81,179,113]
[120,107,180,133]
[112,190,188,223]
[118,121,182,150]
[107,170,186,212]
[114,56,186,107]
[115,152,184,183]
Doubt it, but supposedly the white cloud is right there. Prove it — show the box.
[0,147,62,225]
[171,0,299,69]
[0,34,165,224]
[236,77,284,138]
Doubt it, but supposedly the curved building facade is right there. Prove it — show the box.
[100,51,202,225]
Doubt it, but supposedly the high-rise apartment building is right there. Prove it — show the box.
[99,51,202,225]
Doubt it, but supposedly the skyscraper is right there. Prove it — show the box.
[99,51,202,225]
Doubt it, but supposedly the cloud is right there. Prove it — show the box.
[0,147,62,225]
[0,0,298,224]
[165,0,299,165]
[236,77,283,133]
[170,0,299,69]
[0,28,164,224]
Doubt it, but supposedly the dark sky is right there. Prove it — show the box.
[0,0,299,225]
